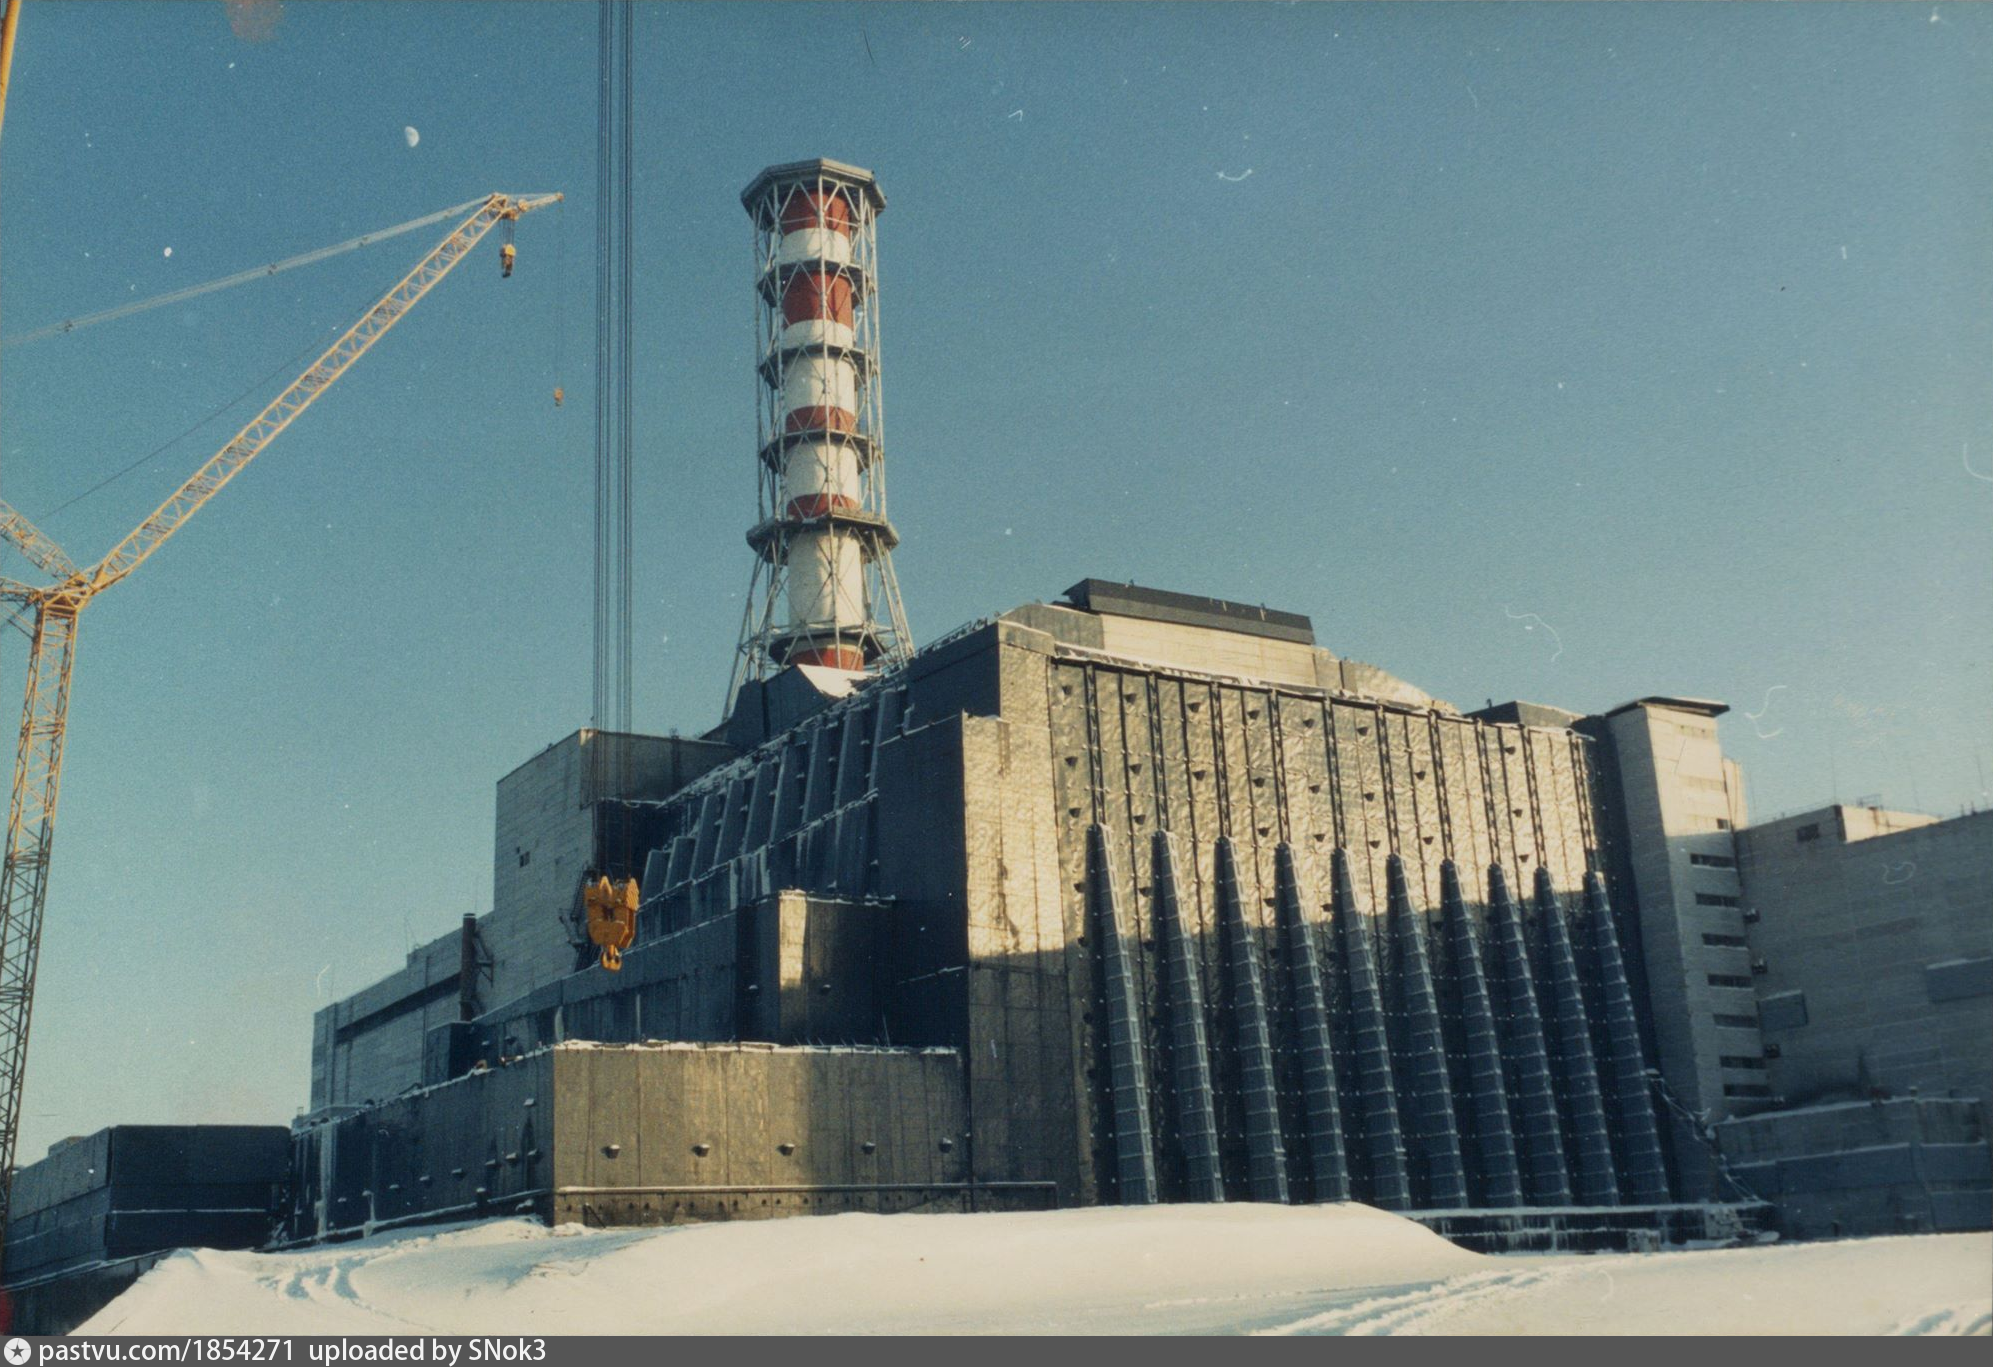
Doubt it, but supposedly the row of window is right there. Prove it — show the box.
[1708,973,1754,989]
[1689,852,1737,869]
[1724,1083,1773,1099]
[1719,1055,1768,1070]
[1713,1012,1759,1028]
[1695,892,1741,908]
[1702,932,1748,948]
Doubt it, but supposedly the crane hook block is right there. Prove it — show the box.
[584,874,639,972]
[553,386,565,407]
[500,243,517,278]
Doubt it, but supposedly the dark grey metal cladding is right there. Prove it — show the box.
[1585,871,1670,1204]
[833,698,872,809]
[1216,837,1288,1203]
[1329,847,1410,1210]
[741,756,777,853]
[1440,860,1524,1207]
[1532,866,1618,1205]
[767,738,806,844]
[1152,831,1223,1203]
[1486,862,1572,1205]
[1273,843,1349,1203]
[689,788,725,877]
[867,685,905,790]
[663,834,695,893]
[1386,855,1468,1208]
[715,775,752,866]
[1061,579,1316,646]
[829,801,873,897]
[800,714,840,823]
[1087,824,1158,1204]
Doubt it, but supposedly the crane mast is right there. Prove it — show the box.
[0,191,558,1238]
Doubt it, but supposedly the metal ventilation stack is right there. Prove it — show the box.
[729,159,912,709]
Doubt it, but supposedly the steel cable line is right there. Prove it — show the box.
[3,198,487,347]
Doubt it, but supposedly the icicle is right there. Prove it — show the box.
[1273,844,1350,1203]
[1215,838,1289,1203]
[1153,831,1224,1203]
[1330,848,1411,1210]
[1439,860,1523,1206]
[1585,870,1671,1203]
[1486,862,1572,1206]
[1534,866,1619,1205]
[1386,856,1468,1207]
[1086,825,1157,1204]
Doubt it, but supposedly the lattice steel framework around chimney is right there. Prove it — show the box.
[728,160,911,713]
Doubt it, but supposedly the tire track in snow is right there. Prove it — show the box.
[261,1246,432,1330]
[1891,1302,1992,1336]
[1256,1267,1563,1335]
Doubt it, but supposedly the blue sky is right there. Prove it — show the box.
[0,2,1985,1155]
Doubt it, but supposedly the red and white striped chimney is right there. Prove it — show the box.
[730,159,910,703]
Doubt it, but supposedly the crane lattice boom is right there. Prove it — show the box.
[0,191,558,1245]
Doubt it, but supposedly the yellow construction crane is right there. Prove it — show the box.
[0,190,559,1234]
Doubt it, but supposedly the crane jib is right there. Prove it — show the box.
[0,190,560,1251]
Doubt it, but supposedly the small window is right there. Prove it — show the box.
[1702,933,1748,948]
[518,850,531,868]
[1695,893,1741,908]
[1689,853,1737,869]
[1713,1012,1759,1028]
[1720,1055,1768,1070]
[1796,823,1820,843]
[1707,973,1753,989]
[1714,817,1733,831]
[1723,1083,1773,1099]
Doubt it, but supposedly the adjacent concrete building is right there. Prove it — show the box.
[1736,805,1991,1115]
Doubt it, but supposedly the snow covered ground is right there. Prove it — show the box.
[81,1205,1990,1336]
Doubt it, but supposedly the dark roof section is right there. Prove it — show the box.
[1061,579,1315,646]
[1469,700,1586,730]
[1602,695,1731,719]
[740,158,887,216]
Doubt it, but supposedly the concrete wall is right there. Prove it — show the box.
[988,626,1641,1209]
[489,731,732,1006]
[283,1042,993,1240]
[310,731,732,1112]
[1738,807,1993,1115]
[1716,1097,1991,1238]
[1589,701,1759,1195]
[309,929,464,1112]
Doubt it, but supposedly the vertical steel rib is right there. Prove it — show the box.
[1215,838,1288,1203]
[1087,824,1157,1204]
[1587,869,1671,1202]
[1274,844,1349,1202]
[1439,859,1523,1206]
[1386,855,1467,1207]
[1153,831,1223,1202]
[1330,847,1410,1210]
[1534,866,1619,1205]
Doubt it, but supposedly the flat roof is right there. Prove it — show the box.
[740,158,887,215]
[1062,579,1315,646]
[1603,694,1731,719]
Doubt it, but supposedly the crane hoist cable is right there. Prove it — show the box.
[2,197,488,346]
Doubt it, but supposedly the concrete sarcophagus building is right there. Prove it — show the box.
[292,581,1675,1233]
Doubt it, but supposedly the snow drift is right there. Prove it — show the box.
[80,1204,1990,1336]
